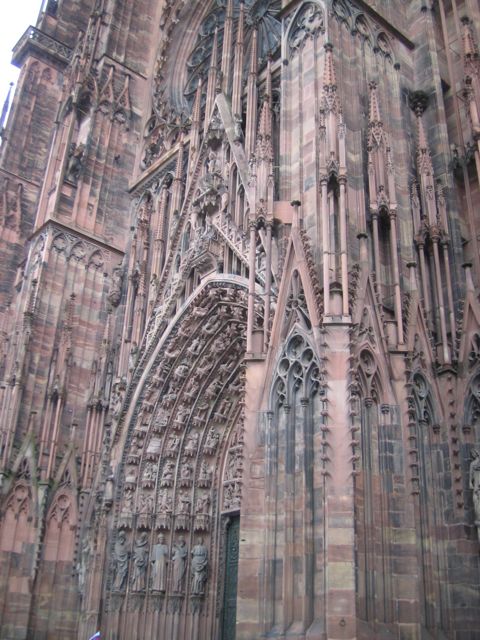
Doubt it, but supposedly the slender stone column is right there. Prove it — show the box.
[46,398,64,479]
[321,177,330,316]
[339,177,349,316]
[247,222,256,353]
[431,234,450,363]
[263,222,272,351]
[371,211,381,287]
[389,210,404,344]
[442,239,456,343]
[417,240,431,320]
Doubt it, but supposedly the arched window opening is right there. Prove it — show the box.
[265,331,324,633]
[412,373,448,634]
[328,176,340,283]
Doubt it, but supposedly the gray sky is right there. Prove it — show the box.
[0,1,43,107]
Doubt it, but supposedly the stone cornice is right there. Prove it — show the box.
[12,26,73,69]
[27,219,124,256]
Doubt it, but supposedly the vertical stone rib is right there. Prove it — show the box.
[205,27,219,123]
[232,2,245,120]
[221,0,234,94]
[245,29,258,159]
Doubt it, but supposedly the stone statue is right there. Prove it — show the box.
[78,536,91,595]
[157,490,173,513]
[65,142,85,183]
[142,462,156,483]
[184,431,199,456]
[166,434,180,455]
[469,448,480,527]
[204,427,219,454]
[172,537,188,592]
[190,538,208,595]
[112,530,129,591]
[151,533,169,592]
[160,461,175,486]
[233,113,244,143]
[131,531,149,591]
[178,492,191,515]
[128,342,138,373]
[195,493,210,515]
[138,492,154,514]
[198,461,212,486]
[107,267,124,307]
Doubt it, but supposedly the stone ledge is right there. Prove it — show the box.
[12,26,72,69]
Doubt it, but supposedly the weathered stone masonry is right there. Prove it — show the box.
[0,1,479,638]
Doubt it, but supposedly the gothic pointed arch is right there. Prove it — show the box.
[406,370,450,635]
[0,452,37,637]
[268,227,323,349]
[263,313,326,633]
[91,277,259,638]
[350,342,397,628]
[284,0,327,57]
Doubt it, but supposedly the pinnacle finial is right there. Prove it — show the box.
[0,82,14,133]
[461,16,478,60]
[416,108,429,152]
[210,26,219,70]
[249,28,258,75]
[237,2,245,46]
[323,43,336,89]
[192,78,202,124]
[368,81,382,125]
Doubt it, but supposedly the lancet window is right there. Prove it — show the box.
[265,330,324,632]
[411,372,448,634]
[353,348,394,625]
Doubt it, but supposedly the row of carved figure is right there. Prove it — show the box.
[112,531,208,596]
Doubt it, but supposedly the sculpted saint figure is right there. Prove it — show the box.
[191,538,208,595]
[172,537,188,592]
[131,531,149,591]
[469,448,480,525]
[184,431,199,456]
[112,530,129,591]
[198,461,212,485]
[204,427,219,453]
[195,493,210,515]
[160,461,175,487]
[151,533,169,592]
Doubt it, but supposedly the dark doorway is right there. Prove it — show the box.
[221,516,240,640]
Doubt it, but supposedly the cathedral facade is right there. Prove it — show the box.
[0,0,479,638]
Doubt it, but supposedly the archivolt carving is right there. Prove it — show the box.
[105,282,249,624]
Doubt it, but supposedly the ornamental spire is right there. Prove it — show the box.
[232,2,245,117]
[368,81,381,127]
[461,16,479,61]
[256,95,273,163]
[0,82,14,135]
[205,27,219,121]
[322,43,337,90]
